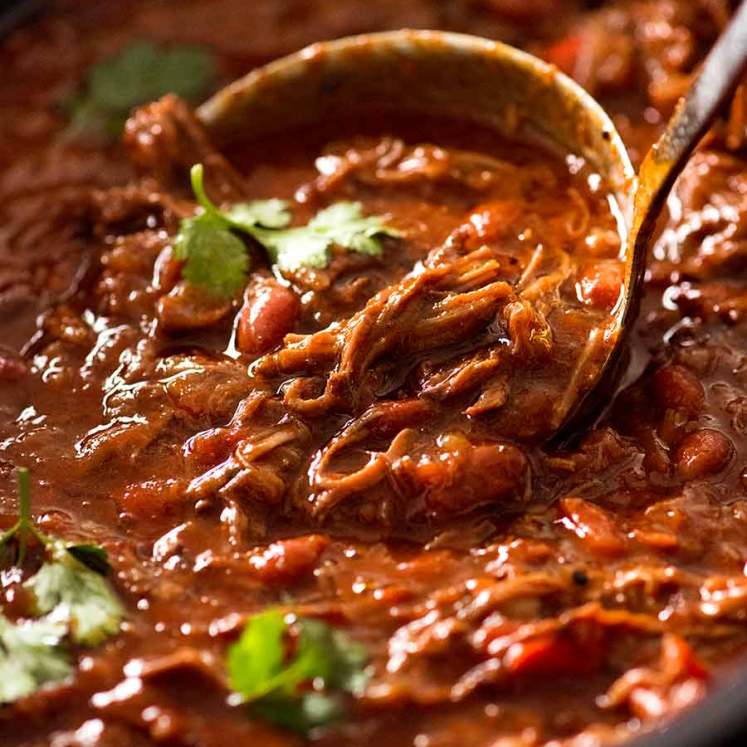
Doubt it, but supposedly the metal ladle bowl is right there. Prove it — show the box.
[197,13,747,443]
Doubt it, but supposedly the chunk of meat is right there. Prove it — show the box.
[124,95,246,200]
[603,634,708,720]
[157,282,232,332]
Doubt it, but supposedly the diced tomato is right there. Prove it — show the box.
[248,535,329,584]
[505,632,599,677]
[544,34,582,75]
[464,201,523,247]
[661,634,709,681]
[184,426,243,464]
[559,496,627,557]
[117,480,187,522]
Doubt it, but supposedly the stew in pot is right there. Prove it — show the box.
[1,2,746,746]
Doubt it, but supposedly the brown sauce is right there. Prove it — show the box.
[1,2,747,746]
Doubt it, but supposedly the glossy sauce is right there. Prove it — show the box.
[1,2,746,747]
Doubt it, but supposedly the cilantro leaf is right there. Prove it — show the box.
[174,214,250,298]
[65,543,111,576]
[253,201,400,272]
[227,609,286,700]
[297,618,369,695]
[0,470,124,704]
[0,614,71,704]
[252,692,344,733]
[175,164,399,296]
[227,609,369,734]
[67,41,217,141]
[171,165,264,298]
[226,200,292,231]
[25,544,124,646]
[190,164,291,233]
[254,229,330,271]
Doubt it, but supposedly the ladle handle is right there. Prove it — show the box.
[633,1,747,236]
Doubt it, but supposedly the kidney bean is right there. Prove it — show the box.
[153,245,183,292]
[0,351,28,381]
[652,364,705,415]
[576,261,623,310]
[674,429,733,479]
[235,278,299,355]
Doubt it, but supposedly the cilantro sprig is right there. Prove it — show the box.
[174,164,400,298]
[227,609,369,734]
[0,468,124,703]
[0,467,39,565]
[0,615,71,703]
[25,543,123,646]
[66,41,217,141]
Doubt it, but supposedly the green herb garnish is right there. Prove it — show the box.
[25,542,123,646]
[174,164,399,297]
[174,213,251,299]
[0,468,124,702]
[0,615,71,704]
[227,609,369,734]
[0,467,40,565]
[67,41,217,141]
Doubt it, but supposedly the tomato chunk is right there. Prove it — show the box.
[559,496,627,556]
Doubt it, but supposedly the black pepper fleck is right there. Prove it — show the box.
[572,569,589,586]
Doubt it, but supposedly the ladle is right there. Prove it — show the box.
[198,8,747,444]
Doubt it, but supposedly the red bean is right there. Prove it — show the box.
[152,245,183,292]
[0,352,28,381]
[674,429,733,479]
[236,278,299,355]
[576,262,623,310]
[652,364,705,415]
